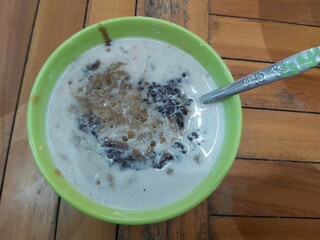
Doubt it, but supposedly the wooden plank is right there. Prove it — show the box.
[0,0,87,239]
[224,59,320,113]
[209,0,320,26]
[0,0,38,189]
[118,222,167,240]
[209,15,320,62]
[137,0,209,41]
[209,160,320,217]
[55,1,135,239]
[55,199,116,240]
[209,217,320,240]
[166,201,209,240]
[118,201,209,240]
[86,0,136,25]
[239,108,320,162]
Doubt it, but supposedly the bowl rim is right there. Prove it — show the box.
[27,16,242,224]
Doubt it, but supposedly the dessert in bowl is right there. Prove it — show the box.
[27,17,242,224]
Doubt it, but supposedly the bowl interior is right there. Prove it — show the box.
[27,16,242,224]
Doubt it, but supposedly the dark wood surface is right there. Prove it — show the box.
[1,0,319,239]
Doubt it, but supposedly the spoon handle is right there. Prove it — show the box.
[201,46,320,104]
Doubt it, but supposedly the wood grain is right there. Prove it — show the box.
[0,0,86,239]
[209,0,320,26]
[86,0,136,25]
[209,217,320,240]
[137,0,209,41]
[0,0,38,190]
[209,15,320,62]
[224,59,320,113]
[55,199,116,240]
[118,222,167,240]
[209,160,320,217]
[54,0,136,239]
[166,201,209,240]
[239,108,320,162]
[118,201,209,240]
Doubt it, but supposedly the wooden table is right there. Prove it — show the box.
[1,0,320,239]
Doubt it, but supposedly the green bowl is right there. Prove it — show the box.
[27,16,242,224]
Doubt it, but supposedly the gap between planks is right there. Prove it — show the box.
[0,0,40,198]
[209,13,320,28]
[210,214,320,220]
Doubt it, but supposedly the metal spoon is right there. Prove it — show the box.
[201,46,320,104]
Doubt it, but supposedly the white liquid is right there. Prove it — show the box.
[47,38,225,210]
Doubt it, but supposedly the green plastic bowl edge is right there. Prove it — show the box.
[27,16,242,225]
